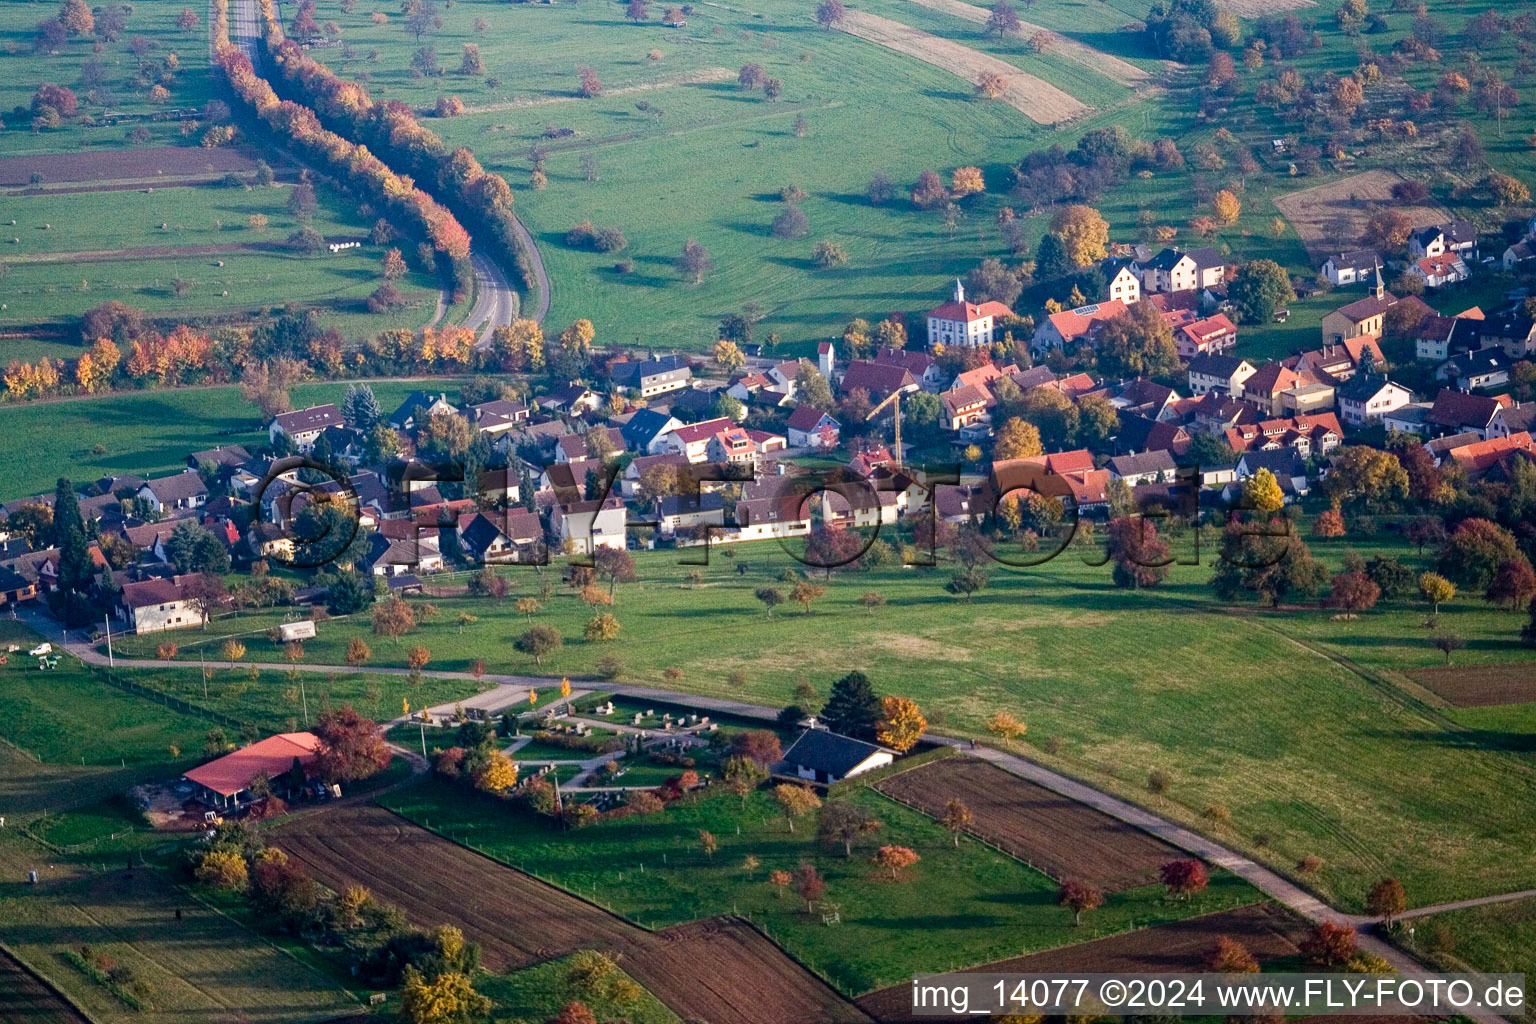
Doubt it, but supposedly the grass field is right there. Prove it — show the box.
[0,0,215,156]
[0,838,360,1024]
[479,953,681,1024]
[382,775,1261,994]
[0,178,440,334]
[116,528,1536,912]
[0,378,461,499]
[1414,896,1536,1003]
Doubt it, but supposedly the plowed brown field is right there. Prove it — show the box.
[874,756,1180,890]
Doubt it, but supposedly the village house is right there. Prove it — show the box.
[621,409,684,454]
[550,497,627,554]
[1101,257,1142,306]
[1107,449,1178,486]
[610,354,692,398]
[1413,314,1463,363]
[136,472,208,515]
[1409,221,1477,261]
[1187,353,1256,397]
[657,492,727,536]
[779,728,895,784]
[188,445,252,473]
[1336,375,1414,428]
[925,280,1014,349]
[269,404,343,451]
[1226,413,1343,459]
[365,529,445,576]
[1443,432,1536,481]
[468,399,530,437]
[874,347,946,390]
[656,417,738,463]
[1319,273,1430,346]
[621,452,690,500]
[1502,239,1536,271]
[1031,300,1128,355]
[1410,252,1471,290]
[941,385,991,432]
[1289,336,1384,383]
[1491,401,1536,439]
[0,565,37,607]
[1240,363,1302,416]
[706,425,757,467]
[1321,249,1380,288]
[457,510,541,564]
[1137,247,1226,295]
[784,405,841,450]
[1232,449,1310,500]
[184,732,323,809]
[1115,415,1191,457]
[839,360,920,405]
[1424,389,1508,438]
[818,340,835,378]
[1174,313,1238,360]
[389,392,458,433]
[1439,348,1513,392]
[536,383,605,418]
[117,575,206,633]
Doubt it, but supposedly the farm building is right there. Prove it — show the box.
[779,729,894,784]
[183,732,323,808]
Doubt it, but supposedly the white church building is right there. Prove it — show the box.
[925,280,1014,350]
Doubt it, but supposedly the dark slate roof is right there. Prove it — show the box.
[785,404,836,432]
[1188,353,1250,378]
[142,472,208,503]
[458,513,509,557]
[1328,249,1379,273]
[1335,374,1406,403]
[189,445,252,469]
[657,492,725,518]
[621,408,678,449]
[780,729,890,777]
[1107,450,1177,478]
[390,391,455,427]
[273,404,342,434]
[610,354,690,388]
[1239,448,1306,478]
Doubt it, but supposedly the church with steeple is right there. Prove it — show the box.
[924,279,1014,350]
[1320,264,1429,348]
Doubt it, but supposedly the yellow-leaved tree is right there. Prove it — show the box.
[876,696,927,752]
[398,966,491,1024]
[1242,468,1285,516]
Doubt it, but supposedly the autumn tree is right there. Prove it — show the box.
[1160,858,1209,899]
[1058,878,1103,925]
[676,239,713,284]
[951,166,985,197]
[1485,558,1536,611]
[754,586,785,617]
[1418,572,1455,614]
[1106,516,1172,589]
[985,0,1021,35]
[515,624,562,665]
[872,844,920,880]
[940,798,972,847]
[1048,204,1109,268]
[723,755,768,806]
[818,801,883,856]
[731,729,783,767]
[789,580,825,613]
[1326,571,1381,613]
[814,0,846,28]
[398,966,491,1024]
[1363,209,1413,251]
[876,696,926,751]
[987,711,1025,741]
[1366,877,1406,926]
[1209,935,1260,973]
[1211,189,1241,225]
[1300,922,1357,966]
[910,170,949,210]
[1439,518,1521,589]
[371,597,417,643]
[975,71,1007,100]
[994,417,1044,460]
[313,705,392,783]
[774,783,822,832]
[1242,468,1285,515]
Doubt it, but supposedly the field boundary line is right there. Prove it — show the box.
[0,734,41,763]
[175,876,372,1016]
[0,940,97,1024]
[369,799,656,934]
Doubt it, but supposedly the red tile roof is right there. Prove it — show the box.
[927,298,1013,323]
[184,732,322,797]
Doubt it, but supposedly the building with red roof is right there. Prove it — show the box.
[1030,300,1129,355]
[925,280,1014,350]
[183,732,323,808]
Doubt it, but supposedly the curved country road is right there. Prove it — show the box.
[219,0,549,342]
[18,609,1523,1021]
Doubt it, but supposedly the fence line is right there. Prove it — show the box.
[88,665,253,734]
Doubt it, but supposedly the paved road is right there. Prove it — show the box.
[30,612,1522,1020]
[219,0,547,338]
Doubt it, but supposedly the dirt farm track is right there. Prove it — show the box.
[874,756,1181,891]
[271,806,870,1024]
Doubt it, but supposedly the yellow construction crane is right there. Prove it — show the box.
[865,389,905,470]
